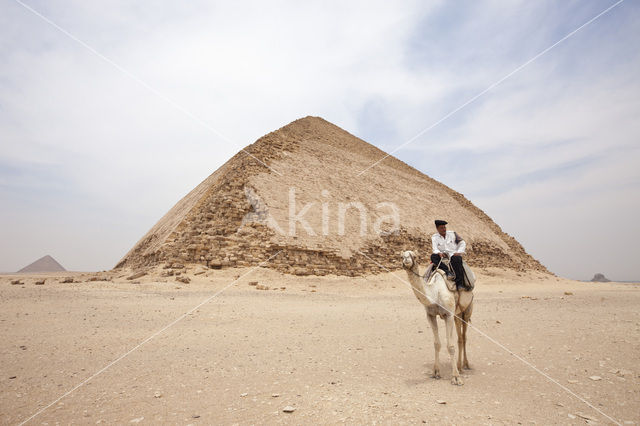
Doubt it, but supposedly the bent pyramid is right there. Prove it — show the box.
[18,255,66,273]
[115,117,547,275]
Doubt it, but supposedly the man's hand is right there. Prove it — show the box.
[453,253,462,257]
[439,253,446,258]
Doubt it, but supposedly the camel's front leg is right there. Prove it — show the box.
[445,315,463,385]
[426,312,441,379]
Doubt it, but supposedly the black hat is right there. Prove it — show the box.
[435,220,448,227]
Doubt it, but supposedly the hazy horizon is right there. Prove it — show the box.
[1,1,639,281]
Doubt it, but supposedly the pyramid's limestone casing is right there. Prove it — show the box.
[115,117,548,275]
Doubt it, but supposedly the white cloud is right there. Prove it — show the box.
[1,0,638,279]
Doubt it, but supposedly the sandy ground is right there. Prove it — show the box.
[0,268,638,425]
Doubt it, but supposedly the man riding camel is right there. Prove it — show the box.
[431,219,466,290]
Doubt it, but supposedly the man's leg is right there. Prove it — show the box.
[430,254,449,273]
[450,255,465,289]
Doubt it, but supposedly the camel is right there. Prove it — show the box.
[401,250,474,385]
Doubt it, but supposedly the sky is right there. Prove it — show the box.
[1,0,638,280]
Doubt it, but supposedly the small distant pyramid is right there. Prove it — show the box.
[18,255,66,273]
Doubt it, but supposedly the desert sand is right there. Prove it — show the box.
[1,269,638,425]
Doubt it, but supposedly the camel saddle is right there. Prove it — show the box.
[423,260,476,292]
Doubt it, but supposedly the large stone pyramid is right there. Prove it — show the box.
[115,117,547,275]
[18,255,66,273]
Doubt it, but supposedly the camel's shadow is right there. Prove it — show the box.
[404,363,475,387]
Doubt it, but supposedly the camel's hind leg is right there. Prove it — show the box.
[454,315,463,371]
[445,315,463,385]
[462,302,473,370]
[426,312,441,379]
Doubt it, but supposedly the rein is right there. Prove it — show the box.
[405,267,424,279]
[404,257,444,280]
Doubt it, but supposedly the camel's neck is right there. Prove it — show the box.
[404,263,431,306]
[405,264,421,285]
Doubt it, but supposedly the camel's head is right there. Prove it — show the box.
[401,250,418,269]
